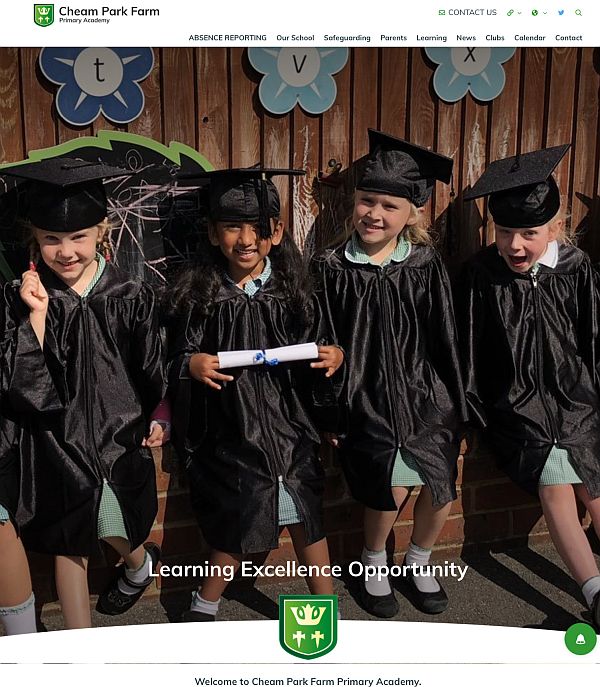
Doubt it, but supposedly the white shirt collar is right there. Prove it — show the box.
[537,240,559,269]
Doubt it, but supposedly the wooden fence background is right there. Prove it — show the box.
[1,47,599,601]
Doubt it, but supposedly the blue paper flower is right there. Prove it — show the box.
[39,47,154,126]
[248,48,348,115]
[425,48,516,103]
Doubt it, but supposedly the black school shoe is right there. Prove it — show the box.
[592,591,600,631]
[401,563,449,615]
[358,577,399,618]
[181,609,216,622]
[96,542,161,615]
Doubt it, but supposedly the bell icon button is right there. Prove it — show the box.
[565,623,597,655]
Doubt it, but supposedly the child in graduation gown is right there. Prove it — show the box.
[457,145,600,630]
[167,167,344,621]
[1,269,59,634]
[1,157,166,629]
[313,130,468,618]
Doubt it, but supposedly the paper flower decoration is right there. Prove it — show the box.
[248,47,348,115]
[425,47,516,103]
[39,47,154,126]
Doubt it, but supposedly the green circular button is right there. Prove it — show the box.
[565,623,597,655]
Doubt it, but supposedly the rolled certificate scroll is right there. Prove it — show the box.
[262,343,319,365]
[217,342,319,369]
[217,349,263,369]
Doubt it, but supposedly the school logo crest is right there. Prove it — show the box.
[279,595,337,660]
[34,4,54,27]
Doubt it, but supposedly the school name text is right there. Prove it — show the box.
[58,6,160,17]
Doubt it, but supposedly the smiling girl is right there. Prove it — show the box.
[167,167,343,621]
[459,145,600,630]
[314,130,467,618]
[2,157,166,629]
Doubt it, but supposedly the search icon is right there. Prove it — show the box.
[575,8,582,15]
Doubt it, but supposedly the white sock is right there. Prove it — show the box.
[0,593,37,635]
[361,547,392,596]
[404,541,441,593]
[581,576,600,608]
[117,551,151,595]
[190,590,220,616]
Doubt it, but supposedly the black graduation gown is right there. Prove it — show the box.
[168,276,342,555]
[456,243,600,497]
[11,263,165,555]
[314,243,468,511]
[1,284,62,525]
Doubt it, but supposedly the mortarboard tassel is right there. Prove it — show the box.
[255,174,272,239]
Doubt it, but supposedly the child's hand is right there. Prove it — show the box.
[143,421,170,447]
[20,270,49,313]
[322,432,339,448]
[311,345,344,378]
[189,353,234,390]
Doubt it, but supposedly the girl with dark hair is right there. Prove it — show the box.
[168,167,344,621]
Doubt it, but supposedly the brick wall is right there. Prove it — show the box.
[31,433,595,608]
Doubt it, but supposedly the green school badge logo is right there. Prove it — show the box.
[34,4,54,26]
[279,595,337,659]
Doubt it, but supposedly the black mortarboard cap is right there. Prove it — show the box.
[0,157,130,232]
[179,165,305,239]
[463,144,570,228]
[357,129,454,207]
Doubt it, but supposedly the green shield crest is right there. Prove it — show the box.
[279,595,337,660]
[34,5,54,27]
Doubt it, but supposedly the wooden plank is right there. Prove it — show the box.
[128,48,162,141]
[195,47,229,169]
[435,98,462,265]
[92,113,126,137]
[321,50,351,170]
[571,48,600,258]
[229,47,260,167]
[379,49,408,137]
[0,48,25,162]
[485,50,521,245]
[317,50,352,251]
[545,48,578,206]
[161,48,196,148]
[519,48,547,153]
[460,97,488,257]
[409,48,436,226]
[488,50,521,161]
[19,48,56,155]
[262,110,291,228]
[351,48,379,159]
[292,108,320,248]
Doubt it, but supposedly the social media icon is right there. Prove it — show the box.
[558,9,564,15]
[532,9,538,16]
